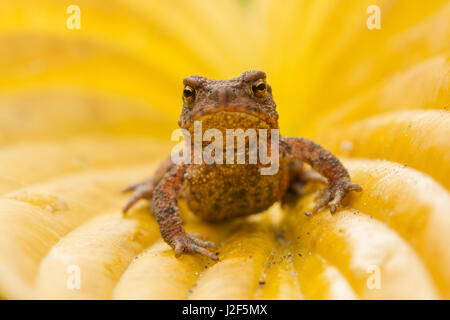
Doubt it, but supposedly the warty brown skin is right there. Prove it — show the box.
[123,70,362,260]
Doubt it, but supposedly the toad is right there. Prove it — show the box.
[123,70,361,260]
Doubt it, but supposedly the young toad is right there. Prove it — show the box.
[123,70,362,260]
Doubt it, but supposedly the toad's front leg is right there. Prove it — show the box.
[281,137,362,213]
[152,163,218,260]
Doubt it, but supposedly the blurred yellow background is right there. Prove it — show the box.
[0,0,448,299]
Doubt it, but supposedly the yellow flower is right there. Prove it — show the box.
[0,0,448,299]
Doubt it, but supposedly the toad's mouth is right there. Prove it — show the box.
[181,106,278,131]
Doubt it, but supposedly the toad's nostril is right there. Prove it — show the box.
[217,87,229,107]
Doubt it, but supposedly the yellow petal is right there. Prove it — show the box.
[0,0,218,79]
[316,110,450,189]
[0,89,174,145]
[315,55,449,131]
[293,253,358,300]
[113,218,233,300]
[0,164,156,299]
[0,136,170,194]
[253,247,304,300]
[34,211,160,299]
[190,220,276,299]
[285,206,439,299]
[343,159,450,298]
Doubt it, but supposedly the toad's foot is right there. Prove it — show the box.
[122,179,155,214]
[312,180,362,214]
[172,232,218,261]
[283,169,328,205]
[294,169,327,196]
[301,169,327,184]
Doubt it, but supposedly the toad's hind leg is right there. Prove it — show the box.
[280,137,362,213]
[282,160,327,205]
[122,157,174,213]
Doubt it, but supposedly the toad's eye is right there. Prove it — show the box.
[252,79,267,97]
[183,85,195,102]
